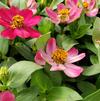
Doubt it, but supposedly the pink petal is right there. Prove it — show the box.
[68,7,82,23]
[88,0,96,10]
[67,53,85,63]
[57,3,66,10]
[25,16,42,26]
[46,38,57,55]
[86,8,98,17]
[39,50,54,65]
[46,7,59,24]
[14,28,30,38]
[0,19,10,28]
[1,29,16,39]
[0,8,12,22]
[26,27,41,38]
[10,6,20,16]
[0,91,15,101]
[68,48,78,57]
[64,64,83,78]
[20,9,33,22]
[50,64,66,71]
[66,0,78,8]
[34,51,46,65]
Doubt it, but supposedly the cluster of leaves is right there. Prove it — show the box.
[0,0,100,101]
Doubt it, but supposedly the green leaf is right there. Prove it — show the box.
[50,0,64,9]
[62,36,78,51]
[15,42,34,61]
[0,36,9,55]
[72,24,91,39]
[31,70,53,93]
[38,18,54,34]
[92,17,100,46]
[83,89,100,101]
[16,87,38,101]
[47,87,83,101]
[77,81,96,97]
[9,0,27,9]
[90,55,99,64]
[83,64,100,76]
[0,1,9,8]
[35,33,51,50]
[7,61,43,88]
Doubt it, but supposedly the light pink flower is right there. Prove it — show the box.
[0,91,15,101]
[27,0,37,15]
[35,38,85,78]
[0,6,41,39]
[46,3,82,24]
[66,0,98,17]
[82,0,98,17]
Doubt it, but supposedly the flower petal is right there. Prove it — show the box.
[50,64,66,71]
[20,9,33,20]
[68,7,82,23]
[68,48,78,57]
[57,3,66,10]
[1,29,16,39]
[0,91,15,101]
[86,8,98,17]
[26,27,41,38]
[14,28,30,38]
[46,7,59,24]
[64,64,83,78]
[67,53,85,63]
[25,16,42,26]
[46,38,57,55]
[88,0,96,10]
[34,51,46,65]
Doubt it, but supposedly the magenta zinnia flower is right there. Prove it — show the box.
[0,6,41,39]
[35,38,85,78]
[0,91,15,101]
[46,3,82,24]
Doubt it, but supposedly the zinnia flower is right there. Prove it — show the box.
[0,91,15,101]
[35,38,85,78]
[27,0,37,15]
[66,0,98,17]
[45,3,82,24]
[0,6,41,39]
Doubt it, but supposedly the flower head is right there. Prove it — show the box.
[35,38,85,78]
[0,6,42,39]
[82,0,98,17]
[0,91,15,101]
[66,0,98,17]
[46,3,82,24]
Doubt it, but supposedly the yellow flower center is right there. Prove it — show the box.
[11,15,24,29]
[58,9,70,23]
[51,48,67,64]
[83,2,89,8]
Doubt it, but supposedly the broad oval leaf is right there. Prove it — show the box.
[47,87,83,101]
[83,64,100,76]
[7,61,43,88]
[83,89,100,101]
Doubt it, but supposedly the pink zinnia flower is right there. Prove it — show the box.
[82,0,98,17]
[35,38,85,78]
[66,0,98,17]
[27,0,38,15]
[0,6,41,39]
[46,3,82,24]
[0,91,15,101]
